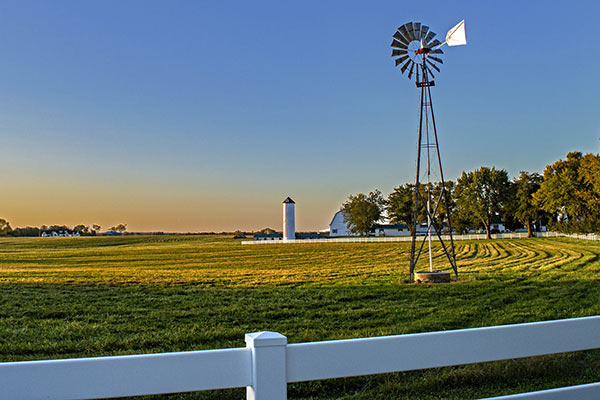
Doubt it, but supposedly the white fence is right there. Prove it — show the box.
[242,231,574,245]
[1,316,600,399]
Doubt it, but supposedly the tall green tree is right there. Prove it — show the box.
[534,152,600,233]
[454,166,512,239]
[341,190,385,236]
[430,181,455,233]
[387,182,455,235]
[512,171,543,237]
[0,219,12,236]
[386,184,422,235]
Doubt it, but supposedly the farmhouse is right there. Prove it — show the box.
[41,229,80,237]
[373,223,410,236]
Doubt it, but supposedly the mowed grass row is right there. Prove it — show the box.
[0,236,599,399]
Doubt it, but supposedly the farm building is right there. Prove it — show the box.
[253,232,321,241]
[328,211,357,237]
[373,223,410,236]
[254,233,283,241]
[328,211,410,237]
[41,230,80,237]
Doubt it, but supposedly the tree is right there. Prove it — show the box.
[430,181,455,233]
[48,225,69,232]
[387,184,419,235]
[232,230,246,239]
[512,171,543,237]
[0,219,12,236]
[579,153,600,230]
[534,152,600,233]
[454,166,512,239]
[341,190,385,236]
[73,224,89,235]
[9,227,40,237]
[109,224,127,234]
[92,224,101,234]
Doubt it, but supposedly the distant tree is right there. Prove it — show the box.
[579,153,600,229]
[48,225,69,232]
[386,184,426,235]
[511,171,544,237]
[73,224,89,235]
[534,152,600,233]
[9,227,40,237]
[341,190,385,236]
[92,224,101,234]
[0,219,12,236]
[259,228,277,235]
[109,224,127,233]
[430,181,455,233]
[387,184,417,235]
[233,230,246,239]
[454,167,512,239]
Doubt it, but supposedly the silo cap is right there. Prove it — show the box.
[283,197,295,204]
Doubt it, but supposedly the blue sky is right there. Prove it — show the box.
[1,1,599,231]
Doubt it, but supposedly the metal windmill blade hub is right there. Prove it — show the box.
[391,21,444,84]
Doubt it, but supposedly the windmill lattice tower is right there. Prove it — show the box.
[391,21,466,282]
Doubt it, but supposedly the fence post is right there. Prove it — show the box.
[245,331,287,400]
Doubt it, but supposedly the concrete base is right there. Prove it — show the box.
[414,271,451,283]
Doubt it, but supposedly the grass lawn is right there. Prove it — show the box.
[0,235,599,399]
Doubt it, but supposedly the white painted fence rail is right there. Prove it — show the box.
[1,316,599,399]
[242,231,584,245]
[0,316,600,400]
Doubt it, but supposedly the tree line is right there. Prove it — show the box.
[0,222,128,237]
[341,152,600,239]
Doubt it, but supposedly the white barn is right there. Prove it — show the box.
[328,211,357,237]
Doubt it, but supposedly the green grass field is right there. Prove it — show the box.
[1,236,599,399]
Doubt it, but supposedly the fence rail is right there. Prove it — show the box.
[1,316,599,399]
[241,231,579,245]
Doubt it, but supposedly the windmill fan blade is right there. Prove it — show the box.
[400,24,413,42]
[393,31,409,45]
[424,31,436,46]
[413,23,422,40]
[429,56,443,64]
[391,39,407,49]
[400,59,412,74]
[395,55,409,66]
[426,60,440,73]
[428,39,441,48]
[392,49,408,57]
[407,62,415,79]
[420,25,429,39]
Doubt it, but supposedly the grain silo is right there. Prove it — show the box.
[283,197,295,240]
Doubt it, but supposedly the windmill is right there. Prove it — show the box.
[391,20,467,283]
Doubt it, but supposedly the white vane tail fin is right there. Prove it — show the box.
[446,20,467,46]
